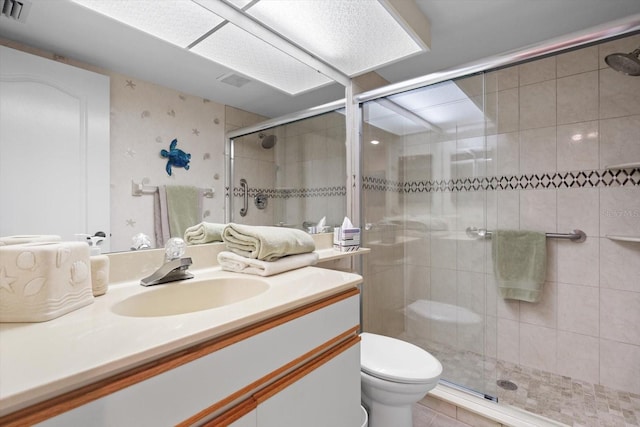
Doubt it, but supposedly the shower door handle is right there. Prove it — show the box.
[239,178,248,217]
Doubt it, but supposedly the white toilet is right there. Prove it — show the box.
[360,333,443,427]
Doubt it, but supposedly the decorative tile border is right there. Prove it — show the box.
[232,186,347,199]
[225,168,639,199]
[362,176,404,193]
[363,167,640,193]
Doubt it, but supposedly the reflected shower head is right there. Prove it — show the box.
[259,133,277,149]
[605,48,640,76]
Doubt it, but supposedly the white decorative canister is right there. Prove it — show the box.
[0,241,94,322]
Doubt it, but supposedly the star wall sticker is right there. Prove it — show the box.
[125,80,136,89]
[125,148,137,158]
[192,128,200,136]
[126,219,136,227]
[167,109,176,117]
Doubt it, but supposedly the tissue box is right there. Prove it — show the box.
[333,227,361,252]
[0,242,94,322]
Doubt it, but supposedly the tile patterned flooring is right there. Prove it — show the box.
[421,342,640,427]
[412,404,470,427]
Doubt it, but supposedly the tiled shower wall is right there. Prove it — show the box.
[229,111,347,228]
[274,112,347,229]
[225,106,274,225]
[362,33,640,396]
[484,34,640,395]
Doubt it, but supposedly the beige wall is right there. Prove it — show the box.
[110,74,226,251]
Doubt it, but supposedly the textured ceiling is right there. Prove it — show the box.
[1,0,639,119]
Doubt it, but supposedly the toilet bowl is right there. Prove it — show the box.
[360,333,442,427]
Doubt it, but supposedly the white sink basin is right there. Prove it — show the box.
[111,277,270,317]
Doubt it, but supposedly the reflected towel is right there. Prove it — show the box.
[0,235,61,246]
[222,223,315,261]
[164,185,202,240]
[154,187,171,247]
[184,222,225,245]
[492,229,547,303]
[217,250,318,277]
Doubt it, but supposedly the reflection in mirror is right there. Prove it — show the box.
[0,40,265,253]
[0,45,110,250]
[228,109,347,231]
[362,76,489,244]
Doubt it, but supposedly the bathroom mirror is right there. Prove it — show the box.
[0,45,229,253]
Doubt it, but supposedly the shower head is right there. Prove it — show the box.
[605,48,640,76]
[259,133,277,149]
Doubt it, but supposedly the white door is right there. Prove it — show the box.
[0,46,110,249]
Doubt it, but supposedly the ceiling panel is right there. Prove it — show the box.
[247,0,424,76]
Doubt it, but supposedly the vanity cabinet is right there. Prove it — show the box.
[4,289,360,427]
[253,344,361,427]
[211,343,360,427]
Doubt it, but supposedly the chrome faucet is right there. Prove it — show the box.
[140,238,194,286]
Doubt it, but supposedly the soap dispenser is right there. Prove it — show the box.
[77,233,109,296]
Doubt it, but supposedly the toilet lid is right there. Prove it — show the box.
[360,333,443,384]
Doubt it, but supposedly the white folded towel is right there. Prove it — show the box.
[222,223,315,261]
[217,251,319,277]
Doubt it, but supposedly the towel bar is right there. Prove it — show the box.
[131,180,214,198]
[465,227,586,243]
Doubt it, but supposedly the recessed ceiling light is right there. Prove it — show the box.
[70,0,431,95]
[247,0,429,76]
[72,0,222,48]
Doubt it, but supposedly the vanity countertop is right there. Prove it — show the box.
[0,266,362,417]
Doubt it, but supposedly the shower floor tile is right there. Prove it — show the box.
[406,338,640,426]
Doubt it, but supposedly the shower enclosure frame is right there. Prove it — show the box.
[354,11,640,410]
[355,17,640,106]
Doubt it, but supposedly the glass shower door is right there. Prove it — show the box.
[227,110,347,229]
[360,74,498,399]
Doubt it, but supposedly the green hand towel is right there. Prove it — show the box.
[165,185,201,239]
[492,229,547,303]
[184,222,225,245]
[222,223,316,261]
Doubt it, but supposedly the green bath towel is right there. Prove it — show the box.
[165,185,201,240]
[492,229,547,303]
[222,223,315,261]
